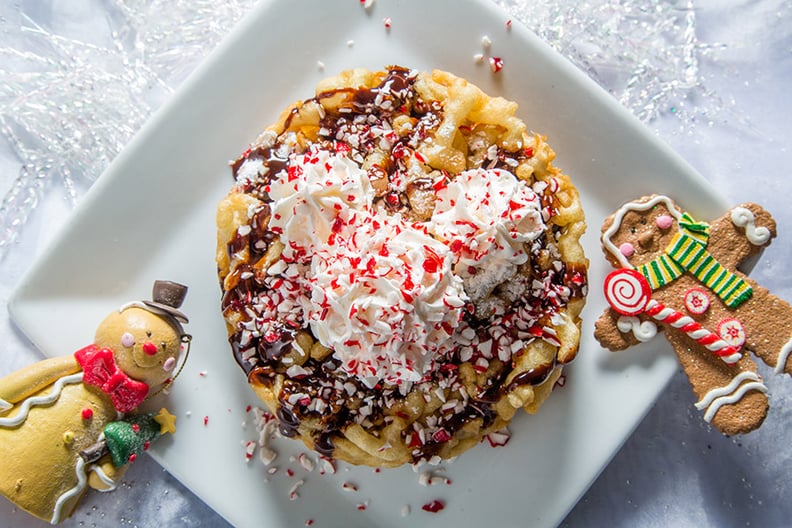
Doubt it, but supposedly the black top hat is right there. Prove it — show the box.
[142,280,189,324]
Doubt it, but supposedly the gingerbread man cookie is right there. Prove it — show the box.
[0,281,190,524]
[594,195,792,435]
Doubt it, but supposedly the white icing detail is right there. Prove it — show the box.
[51,456,88,524]
[118,301,186,335]
[731,206,771,246]
[616,316,657,342]
[0,397,11,414]
[119,300,147,312]
[601,195,684,268]
[646,300,742,364]
[775,337,792,374]
[89,463,119,493]
[429,168,545,302]
[0,373,84,428]
[695,371,768,423]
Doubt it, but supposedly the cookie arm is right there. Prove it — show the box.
[594,309,643,351]
[0,356,81,410]
[707,203,777,270]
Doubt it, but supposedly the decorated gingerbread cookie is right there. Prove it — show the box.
[594,195,792,435]
[0,281,190,524]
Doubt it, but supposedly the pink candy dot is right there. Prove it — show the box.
[656,214,674,229]
[619,242,635,257]
[163,357,176,372]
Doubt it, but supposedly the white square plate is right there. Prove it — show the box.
[8,0,727,526]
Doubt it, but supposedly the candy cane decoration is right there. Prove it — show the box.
[604,269,742,364]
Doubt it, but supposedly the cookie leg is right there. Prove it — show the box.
[740,285,792,376]
[664,331,768,435]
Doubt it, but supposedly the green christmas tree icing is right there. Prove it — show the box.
[103,412,163,467]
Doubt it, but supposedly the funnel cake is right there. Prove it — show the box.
[216,66,588,467]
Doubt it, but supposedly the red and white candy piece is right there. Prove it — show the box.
[489,56,504,73]
[717,318,746,349]
[604,269,742,364]
[684,287,710,315]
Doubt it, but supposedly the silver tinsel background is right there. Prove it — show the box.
[0,0,772,257]
[0,0,259,258]
[1,1,791,527]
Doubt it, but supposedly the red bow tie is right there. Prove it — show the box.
[74,345,149,413]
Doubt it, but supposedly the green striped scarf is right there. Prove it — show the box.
[635,212,753,308]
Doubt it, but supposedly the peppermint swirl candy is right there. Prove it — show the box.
[604,269,651,316]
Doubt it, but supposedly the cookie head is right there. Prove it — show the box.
[93,306,183,387]
[601,195,683,268]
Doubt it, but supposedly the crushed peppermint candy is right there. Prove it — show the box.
[289,479,305,501]
[483,427,512,448]
[342,481,359,492]
[489,56,505,73]
[418,470,452,486]
[421,500,445,513]
[238,402,522,525]
[268,146,467,387]
[243,440,257,462]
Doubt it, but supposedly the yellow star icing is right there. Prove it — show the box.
[154,407,177,434]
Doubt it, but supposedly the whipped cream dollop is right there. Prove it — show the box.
[268,147,467,387]
[306,214,466,388]
[428,168,546,301]
[268,148,374,262]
